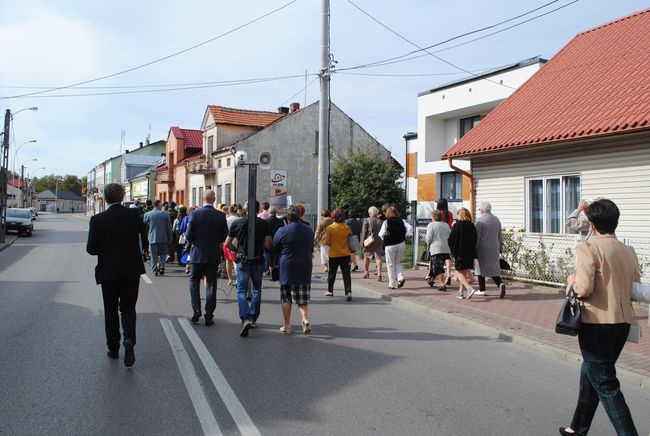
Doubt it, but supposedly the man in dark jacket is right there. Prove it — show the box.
[86,183,146,368]
[186,190,229,325]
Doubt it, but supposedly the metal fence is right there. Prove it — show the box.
[412,227,650,285]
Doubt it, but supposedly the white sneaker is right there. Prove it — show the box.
[466,288,477,300]
[302,319,311,335]
[474,290,486,296]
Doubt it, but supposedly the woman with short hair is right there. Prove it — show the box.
[425,209,451,291]
[560,199,640,436]
[321,209,353,301]
[379,206,413,289]
[273,205,315,334]
[361,206,384,281]
[447,208,477,299]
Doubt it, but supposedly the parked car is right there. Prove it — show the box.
[28,207,38,217]
[6,208,34,236]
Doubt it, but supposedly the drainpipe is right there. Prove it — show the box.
[447,157,475,219]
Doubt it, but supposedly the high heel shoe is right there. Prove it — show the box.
[362,272,369,279]
[376,275,382,282]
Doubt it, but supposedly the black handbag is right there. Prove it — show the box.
[555,284,582,336]
[420,249,430,262]
[499,258,511,270]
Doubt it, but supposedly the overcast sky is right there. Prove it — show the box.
[1,0,647,178]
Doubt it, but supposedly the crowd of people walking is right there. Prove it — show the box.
[87,183,647,435]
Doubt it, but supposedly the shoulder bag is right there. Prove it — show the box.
[420,249,430,262]
[555,283,582,336]
[363,235,375,248]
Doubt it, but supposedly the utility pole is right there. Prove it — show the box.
[317,0,331,217]
[0,109,11,243]
[20,165,25,208]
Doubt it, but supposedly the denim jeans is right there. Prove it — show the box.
[236,261,264,322]
[189,263,218,319]
[150,243,167,271]
[570,323,637,436]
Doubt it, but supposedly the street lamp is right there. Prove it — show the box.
[12,139,37,180]
[1,106,38,243]
[26,167,45,209]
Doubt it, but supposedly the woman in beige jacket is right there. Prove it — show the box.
[560,199,640,436]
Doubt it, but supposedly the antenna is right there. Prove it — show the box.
[146,123,151,145]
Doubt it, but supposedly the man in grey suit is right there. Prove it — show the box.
[186,190,229,325]
[143,199,172,276]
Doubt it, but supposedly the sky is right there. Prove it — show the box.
[1,0,648,178]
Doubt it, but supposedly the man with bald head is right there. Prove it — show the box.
[185,189,229,325]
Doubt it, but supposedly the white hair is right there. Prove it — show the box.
[368,206,379,217]
[479,202,492,213]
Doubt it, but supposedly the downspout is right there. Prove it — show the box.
[447,157,475,219]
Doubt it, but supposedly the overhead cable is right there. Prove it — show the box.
[0,0,299,100]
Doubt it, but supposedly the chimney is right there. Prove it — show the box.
[290,102,300,113]
[278,106,289,114]
[125,149,129,153]
[139,142,143,148]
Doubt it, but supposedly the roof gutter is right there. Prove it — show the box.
[447,157,475,219]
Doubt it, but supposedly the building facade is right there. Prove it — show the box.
[405,57,545,218]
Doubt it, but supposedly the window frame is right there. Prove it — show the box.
[440,172,463,201]
[459,115,481,138]
[525,174,581,234]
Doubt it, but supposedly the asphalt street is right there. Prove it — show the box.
[1,213,648,436]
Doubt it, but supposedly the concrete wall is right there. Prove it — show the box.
[232,102,391,222]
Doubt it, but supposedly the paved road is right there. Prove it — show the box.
[1,214,648,436]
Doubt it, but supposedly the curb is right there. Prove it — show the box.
[351,279,650,391]
[0,235,18,253]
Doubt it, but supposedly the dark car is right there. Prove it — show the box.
[6,208,34,236]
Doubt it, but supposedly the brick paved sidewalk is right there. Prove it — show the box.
[333,262,650,383]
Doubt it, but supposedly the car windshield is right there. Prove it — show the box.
[7,209,30,219]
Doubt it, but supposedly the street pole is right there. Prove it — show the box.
[20,165,24,208]
[0,109,11,243]
[317,0,331,217]
[246,163,257,260]
[55,178,59,213]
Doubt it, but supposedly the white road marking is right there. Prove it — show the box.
[160,318,223,436]
[141,274,153,284]
[178,317,262,436]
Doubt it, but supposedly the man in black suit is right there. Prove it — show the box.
[86,183,146,367]
[186,189,229,325]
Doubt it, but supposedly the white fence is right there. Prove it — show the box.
[413,227,650,285]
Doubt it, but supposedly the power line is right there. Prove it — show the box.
[0,0,299,100]
[0,74,314,91]
[12,75,314,99]
[281,76,319,106]
[339,0,578,73]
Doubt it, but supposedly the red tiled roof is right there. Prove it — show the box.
[170,127,203,150]
[208,105,284,128]
[443,8,650,159]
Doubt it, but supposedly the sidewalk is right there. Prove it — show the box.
[332,261,650,388]
[0,234,18,253]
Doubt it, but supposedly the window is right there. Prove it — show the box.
[216,185,222,205]
[526,175,581,233]
[218,159,222,168]
[192,187,197,207]
[207,136,214,156]
[225,183,231,205]
[440,172,463,201]
[459,115,481,138]
[226,157,231,167]
[198,187,204,205]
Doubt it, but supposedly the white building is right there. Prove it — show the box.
[405,57,545,219]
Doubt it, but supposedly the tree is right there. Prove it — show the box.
[32,174,84,196]
[331,151,405,217]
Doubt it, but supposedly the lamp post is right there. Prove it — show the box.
[12,139,37,181]
[26,166,45,209]
[20,159,37,207]
[1,106,38,243]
